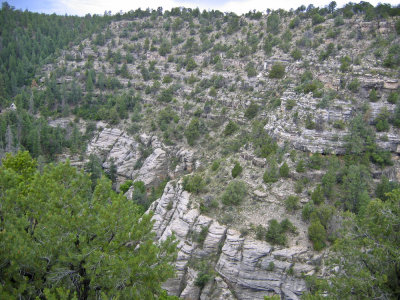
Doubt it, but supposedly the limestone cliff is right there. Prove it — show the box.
[150,182,319,300]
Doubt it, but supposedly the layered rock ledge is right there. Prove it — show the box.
[149,182,319,300]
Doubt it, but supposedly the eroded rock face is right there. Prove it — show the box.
[87,127,198,183]
[264,90,400,154]
[149,182,315,300]
[86,127,142,178]
[86,125,199,200]
[86,126,167,184]
[135,148,168,186]
[174,148,196,174]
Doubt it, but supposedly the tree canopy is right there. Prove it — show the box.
[0,151,177,299]
[305,189,400,299]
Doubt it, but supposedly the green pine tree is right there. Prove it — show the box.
[0,151,177,299]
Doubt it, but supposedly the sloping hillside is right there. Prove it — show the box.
[1,2,400,299]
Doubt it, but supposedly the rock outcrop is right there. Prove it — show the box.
[86,125,198,191]
[174,148,196,174]
[149,182,317,300]
[86,126,142,178]
[135,147,168,186]
[265,90,400,154]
